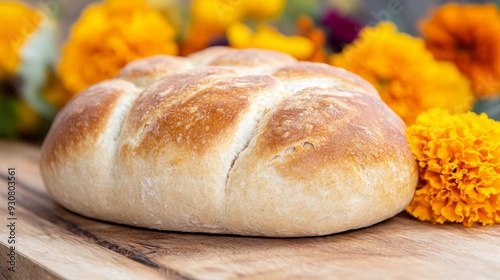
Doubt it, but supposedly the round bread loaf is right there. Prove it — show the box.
[40,47,418,237]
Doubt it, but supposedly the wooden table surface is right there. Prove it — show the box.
[0,140,499,280]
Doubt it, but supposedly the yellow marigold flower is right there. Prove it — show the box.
[0,1,59,138]
[406,109,500,226]
[0,2,42,78]
[181,0,285,55]
[191,0,284,31]
[243,0,285,20]
[227,22,314,60]
[191,0,243,33]
[58,0,178,95]
[331,22,474,125]
[421,3,500,98]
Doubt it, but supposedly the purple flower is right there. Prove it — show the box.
[320,9,363,52]
[208,35,229,47]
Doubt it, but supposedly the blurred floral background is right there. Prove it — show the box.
[1,0,500,139]
[2,0,500,226]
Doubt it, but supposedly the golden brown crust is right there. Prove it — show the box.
[187,46,236,65]
[273,62,379,97]
[254,88,407,181]
[119,67,241,156]
[40,47,418,237]
[117,55,193,87]
[207,49,296,70]
[128,73,279,155]
[41,79,137,167]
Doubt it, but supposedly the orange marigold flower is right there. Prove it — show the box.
[58,0,178,95]
[0,2,42,78]
[296,15,328,63]
[406,109,500,226]
[421,3,500,98]
[331,22,474,125]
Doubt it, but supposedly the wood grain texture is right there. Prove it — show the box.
[0,140,499,279]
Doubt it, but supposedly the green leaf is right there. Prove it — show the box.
[0,94,21,139]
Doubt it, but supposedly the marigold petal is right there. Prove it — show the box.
[0,2,42,77]
[58,0,178,95]
[421,3,500,97]
[406,109,500,226]
[332,22,473,125]
[227,23,315,60]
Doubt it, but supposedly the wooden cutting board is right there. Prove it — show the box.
[0,140,499,280]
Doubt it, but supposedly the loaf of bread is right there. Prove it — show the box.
[40,47,418,237]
